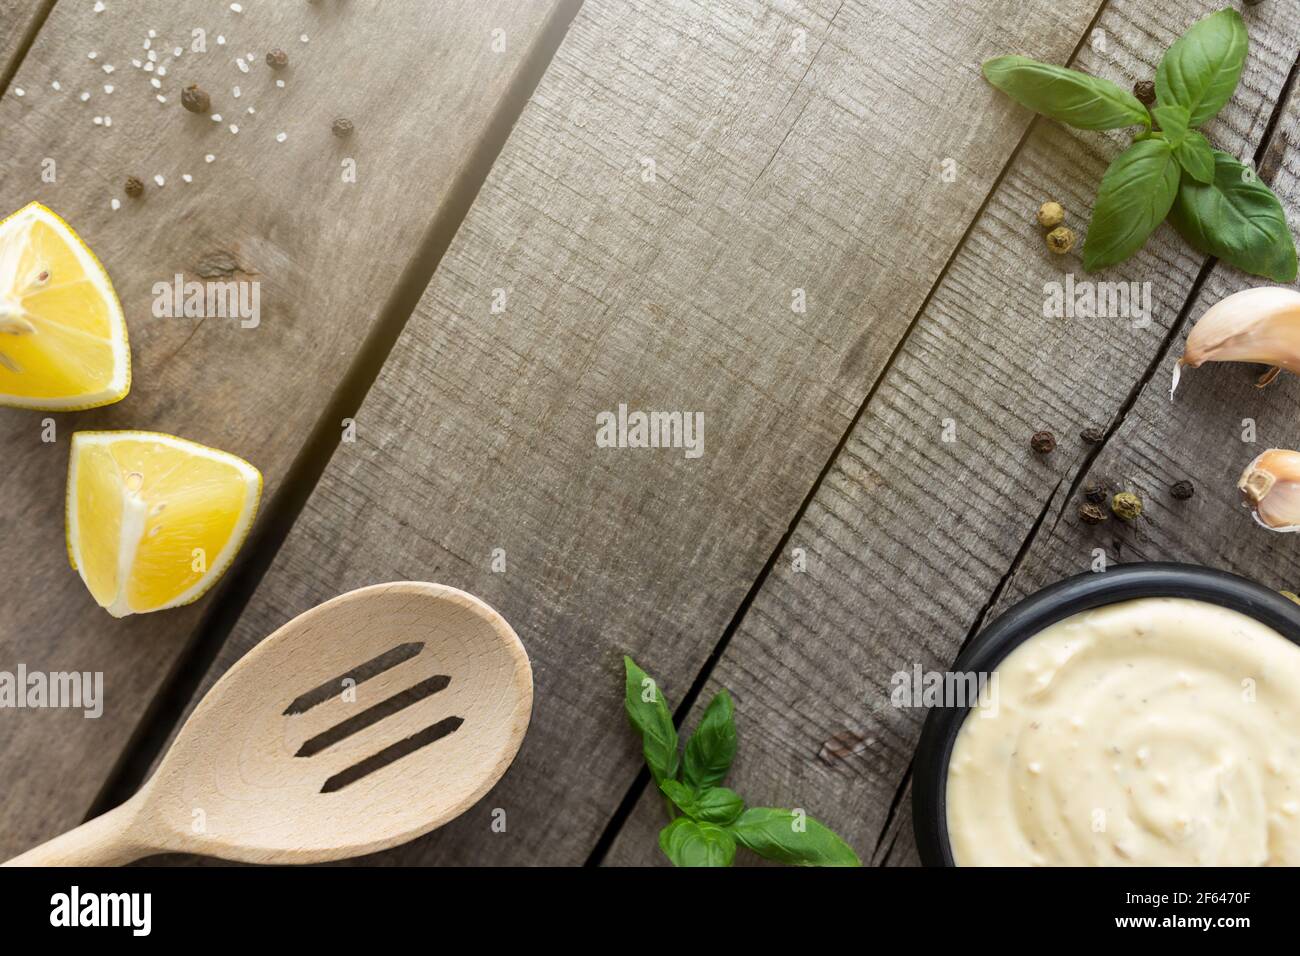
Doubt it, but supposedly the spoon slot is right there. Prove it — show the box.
[283,642,425,715]
[295,675,451,757]
[320,716,465,794]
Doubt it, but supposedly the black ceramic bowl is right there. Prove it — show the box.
[911,562,1300,867]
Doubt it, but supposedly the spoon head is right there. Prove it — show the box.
[147,582,532,863]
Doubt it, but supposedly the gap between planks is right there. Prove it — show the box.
[584,0,1117,867]
[0,0,57,98]
[83,0,587,822]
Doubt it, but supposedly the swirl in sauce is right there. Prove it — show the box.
[946,598,1300,865]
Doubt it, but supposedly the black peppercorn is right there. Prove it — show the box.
[266,48,289,69]
[1171,479,1195,500]
[124,175,144,197]
[1031,430,1056,454]
[181,84,210,114]
[1133,80,1156,106]
[1080,425,1104,444]
[1079,503,1108,525]
[331,117,354,138]
[1083,482,1109,505]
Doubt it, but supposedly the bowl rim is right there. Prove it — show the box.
[911,561,1300,867]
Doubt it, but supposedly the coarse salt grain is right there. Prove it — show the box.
[51,80,61,91]
[103,115,112,127]
[246,106,255,114]
[229,124,239,134]
[301,35,309,44]
[211,113,223,122]
[131,58,142,68]
[275,79,284,88]
[156,94,166,103]
[182,174,193,183]
[143,39,151,50]
[79,91,90,101]
[232,86,241,98]
[217,35,226,45]
[104,84,114,93]
[14,88,23,97]
[88,51,98,60]
[231,2,243,12]
[153,175,165,186]
[148,29,157,39]
[276,131,287,142]
[236,58,248,73]
[93,1,104,11]
[92,115,103,125]
[102,64,114,73]
[148,50,157,62]
[150,78,161,89]
[205,154,215,163]
[173,47,183,57]
[157,67,166,76]
[111,198,120,210]
[143,61,153,72]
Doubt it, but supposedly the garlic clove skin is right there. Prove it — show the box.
[1239,448,1300,533]
[1172,287,1300,398]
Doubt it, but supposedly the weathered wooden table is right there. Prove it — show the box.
[1,0,1297,866]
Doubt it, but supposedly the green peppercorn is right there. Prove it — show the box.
[1046,226,1075,255]
[1111,491,1143,522]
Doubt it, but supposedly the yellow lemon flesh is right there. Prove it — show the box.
[67,431,262,617]
[0,202,129,410]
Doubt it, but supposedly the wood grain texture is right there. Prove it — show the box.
[0,0,566,858]
[0,0,50,89]
[161,0,1111,866]
[604,0,1300,866]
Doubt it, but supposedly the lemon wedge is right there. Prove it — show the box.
[67,431,262,617]
[0,202,129,410]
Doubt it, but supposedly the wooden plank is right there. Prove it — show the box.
[0,0,50,90]
[603,0,1300,865]
[158,0,1115,867]
[0,0,571,859]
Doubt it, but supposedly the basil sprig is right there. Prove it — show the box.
[623,657,861,867]
[983,8,1295,280]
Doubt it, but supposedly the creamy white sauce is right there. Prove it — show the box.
[946,597,1300,866]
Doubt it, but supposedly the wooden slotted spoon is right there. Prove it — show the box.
[4,582,532,866]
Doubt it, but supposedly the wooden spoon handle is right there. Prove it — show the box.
[3,800,152,866]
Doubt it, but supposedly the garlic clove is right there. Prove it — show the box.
[1239,448,1300,533]
[1171,287,1300,398]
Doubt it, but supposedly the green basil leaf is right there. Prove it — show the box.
[661,780,745,825]
[727,808,861,867]
[1083,138,1181,271]
[1151,104,1189,147]
[1155,8,1247,127]
[982,56,1150,130]
[682,690,737,789]
[623,656,679,785]
[658,817,736,867]
[1173,130,1215,184]
[1168,150,1297,282]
